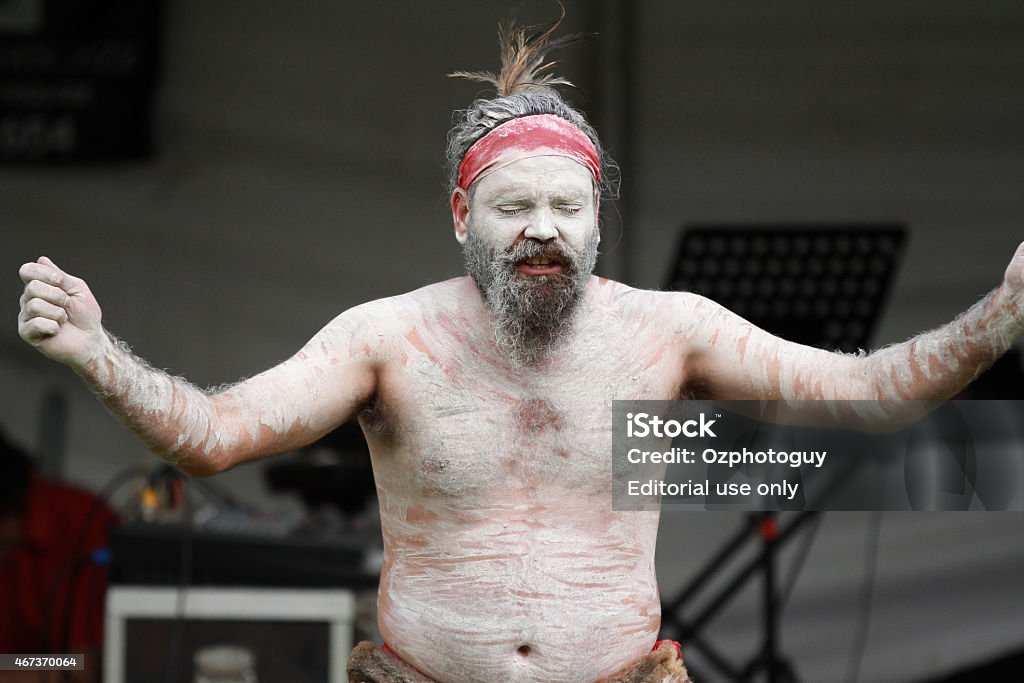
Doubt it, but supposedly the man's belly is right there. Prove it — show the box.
[376,530,661,683]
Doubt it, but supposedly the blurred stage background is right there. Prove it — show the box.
[1,2,1023,682]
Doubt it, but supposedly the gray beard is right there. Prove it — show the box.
[463,229,599,365]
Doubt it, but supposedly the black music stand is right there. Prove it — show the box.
[665,224,905,353]
[660,224,907,682]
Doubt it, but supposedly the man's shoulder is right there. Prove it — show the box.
[354,277,477,320]
[587,277,712,318]
[322,277,480,342]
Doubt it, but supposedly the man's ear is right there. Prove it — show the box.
[451,188,470,245]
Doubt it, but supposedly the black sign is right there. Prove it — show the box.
[0,0,161,162]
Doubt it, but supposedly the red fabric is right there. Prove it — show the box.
[0,473,119,653]
[653,639,683,660]
[457,114,601,190]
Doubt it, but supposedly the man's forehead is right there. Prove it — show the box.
[473,156,595,200]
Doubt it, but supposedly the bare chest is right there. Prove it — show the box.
[365,323,685,501]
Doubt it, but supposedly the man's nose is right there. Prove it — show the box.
[523,209,558,241]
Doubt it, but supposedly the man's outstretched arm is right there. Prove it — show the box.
[17,256,378,476]
[683,241,1024,411]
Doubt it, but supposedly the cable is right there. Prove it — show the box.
[162,474,194,683]
[844,510,884,683]
[779,511,825,611]
[36,463,144,683]
[190,476,246,510]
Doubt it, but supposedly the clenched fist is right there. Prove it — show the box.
[18,256,106,369]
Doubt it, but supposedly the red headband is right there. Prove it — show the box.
[457,114,601,191]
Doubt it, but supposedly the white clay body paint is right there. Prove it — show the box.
[81,304,381,473]
[77,273,1023,681]
[362,280,681,681]
[681,284,1023,424]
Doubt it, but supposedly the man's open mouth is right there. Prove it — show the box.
[516,254,566,276]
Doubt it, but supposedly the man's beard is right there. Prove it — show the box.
[464,228,599,365]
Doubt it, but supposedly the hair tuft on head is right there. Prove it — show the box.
[445,5,618,201]
[448,5,586,97]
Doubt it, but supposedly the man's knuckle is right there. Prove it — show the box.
[31,281,52,298]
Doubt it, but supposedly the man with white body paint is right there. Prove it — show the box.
[15,16,1024,683]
